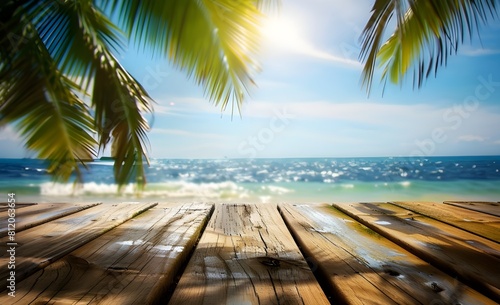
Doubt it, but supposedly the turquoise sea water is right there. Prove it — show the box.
[0,156,499,203]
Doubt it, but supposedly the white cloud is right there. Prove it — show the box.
[153,104,177,115]
[151,128,228,140]
[256,79,291,89]
[493,140,500,145]
[240,100,440,125]
[152,96,230,117]
[141,99,500,158]
[457,135,486,142]
[460,47,500,57]
[301,47,362,67]
[0,126,20,141]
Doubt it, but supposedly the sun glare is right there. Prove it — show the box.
[261,16,308,52]
[260,14,362,67]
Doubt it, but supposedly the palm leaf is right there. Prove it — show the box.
[1,0,152,187]
[92,60,153,188]
[101,0,273,113]
[1,0,274,188]
[53,0,153,188]
[1,1,97,181]
[360,0,498,93]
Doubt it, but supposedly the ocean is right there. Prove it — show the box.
[0,156,499,204]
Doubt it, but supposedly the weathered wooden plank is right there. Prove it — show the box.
[279,203,496,305]
[390,201,500,243]
[334,202,500,303]
[0,202,156,286]
[168,204,330,305]
[444,201,500,217]
[0,202,101,237]
[3,203,213,305]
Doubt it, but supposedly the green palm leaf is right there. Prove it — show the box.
[0,2,96,181]
[1,0,274,188]
[67,0,153,188]
[22,0,153,188]
[360,0,498,93]
[103,0,274,113]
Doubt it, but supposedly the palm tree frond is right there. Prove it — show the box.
[101,0,269,113]
[360,0,498,93]
[31,0,123,92]
[92,61,152,188]
[359,0,397,92]
[1,0,151,187]
[63,1,153,187]
[0,7,97,181]
[1,0,277,189]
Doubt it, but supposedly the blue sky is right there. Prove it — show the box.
[1,0,500,159]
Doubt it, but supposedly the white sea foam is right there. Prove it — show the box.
[40,182,137,196]
[40,181,250,199]
[399,181,411,187]
[261,185,294,194]
[9,157,500,204]
[90,161,115,166]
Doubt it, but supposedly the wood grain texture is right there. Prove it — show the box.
[0,202,156,286]
[279,203,496,305]
[390,201,500,243]
[3,203,213,305]
[444,201,500,217]
[0,202,101,237]
[168,204,330,305]
[334,202,500,303]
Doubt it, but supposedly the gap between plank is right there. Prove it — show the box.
[277,204,340,305]
[156,203,215,305]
